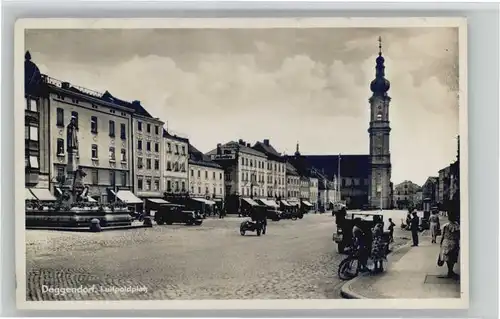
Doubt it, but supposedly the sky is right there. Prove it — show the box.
[25,27,459,185]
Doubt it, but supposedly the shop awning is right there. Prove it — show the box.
[191,198,215,205]
[148,198,170,205]
[29,188,56,201]
[302,200,314,207]
[242,198,259,206]
[116,190,143,204]
[261,199,279,208]
[280,200,292,207]
[287,200,300,206]
[25,188,36,200]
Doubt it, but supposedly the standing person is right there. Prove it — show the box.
[352,218,369,273]
[410,210,420,247]
[429,211,441,243]
[439,214,460,278]
[371,223,386,273]
[387,218,396,243]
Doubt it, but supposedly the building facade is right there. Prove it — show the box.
[299,176,310,202]
[422,176,439,206]
[308,177,319,210]
[368,38,392,209]
[252,139,286,198]
[24,52,47,192]
[393,180,422,209]
[207,140,267,213]
[45,80,135,202]
[188,150,225,203]
[285,162,300,201]
[163,130,189,196]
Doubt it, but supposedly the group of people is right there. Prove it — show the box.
[352,218,390,274]
[405,209,461,278]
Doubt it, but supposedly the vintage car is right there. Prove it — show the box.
[332,211,385,254]
[155,203,203,226]
[266,209,282,221]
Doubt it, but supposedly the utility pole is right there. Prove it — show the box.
[337,153,341,203]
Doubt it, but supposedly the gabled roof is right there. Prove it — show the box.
[423,176,439,187]
[301,154,370,179]
[163,128,189,143]
[206,141,267,158]
[188,143,222,169]
[286,162,299,176]
[101,91,154,118]
[252,141,284,161]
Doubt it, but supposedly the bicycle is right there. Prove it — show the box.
[337,246,361,280]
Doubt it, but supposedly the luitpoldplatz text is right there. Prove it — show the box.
[42,285,148,296]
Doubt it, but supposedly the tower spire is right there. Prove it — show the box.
[378,36,382,56]
[370,36,390,96]
[294,141,301,156]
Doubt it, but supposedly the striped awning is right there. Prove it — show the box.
[116,190,143,204]
[301,200,314,207]
[242,198,259,206]
[29,188,56,201]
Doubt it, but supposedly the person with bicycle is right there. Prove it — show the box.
[352,218,370,273]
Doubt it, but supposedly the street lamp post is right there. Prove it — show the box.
[337,153,341,203]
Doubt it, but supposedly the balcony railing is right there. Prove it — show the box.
[42,75,104,98]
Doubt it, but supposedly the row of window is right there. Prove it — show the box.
[55,138,128,162]
[190,185,223,196]
[241,187,286,197]
[287,177,300,185]
[137,121,160,136]
[166,142,186,155]
[165,180,186,192]
[137,140,160,153]
[137,157,160,170]
[137,178,161,192]
[288,191,300,198]
[166,161,186,172]
[239,157,285,173]
[56,108,127,139]
[267,176,285,185]
[56,166,128,186]
[190,169,223,180]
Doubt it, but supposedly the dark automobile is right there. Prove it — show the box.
[280,210,303,220]
[240,219,266,236]
[266,209,282,221]
[155,204,203,226]
[332,212,385,254]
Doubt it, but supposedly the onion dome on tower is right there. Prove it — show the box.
[370,37,390,96]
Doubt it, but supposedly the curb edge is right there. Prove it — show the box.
[339,240,413,299]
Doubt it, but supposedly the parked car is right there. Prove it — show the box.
[332,211,384,254]
[266,209,282,221]
[155,204,203,226]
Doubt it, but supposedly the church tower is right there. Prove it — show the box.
[368,37,392,209]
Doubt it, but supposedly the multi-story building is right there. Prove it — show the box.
[299,176,310,202]
[393,180,422,209]
[188,144,225,210]
[285,162,300,201]
[252,139,286,199]
[438,165,452,208]
[100,92,165,200]
[24,51,54,201]
[163,129,189,196]
[308,177,319,210]
[422,176,439,206]
[206,140,267,213]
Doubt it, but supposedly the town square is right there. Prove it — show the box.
[23,26,461,301]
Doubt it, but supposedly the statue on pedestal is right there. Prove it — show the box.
[62,116,86,203]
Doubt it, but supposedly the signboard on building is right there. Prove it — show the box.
[211,154,236,160]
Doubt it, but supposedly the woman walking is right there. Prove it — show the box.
[371,222,387,273]
[429,211,441,243]
[439,214,460,278]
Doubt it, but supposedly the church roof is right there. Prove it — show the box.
[301,154,370,179]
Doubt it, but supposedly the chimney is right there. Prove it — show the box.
[216,143,222,155]
[246,143,251,147]
[61,82,71,89]
[132,100,141,106]
[238,139,244,145]
[263,139,270,146]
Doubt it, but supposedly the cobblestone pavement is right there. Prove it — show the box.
[26,214,408,301]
